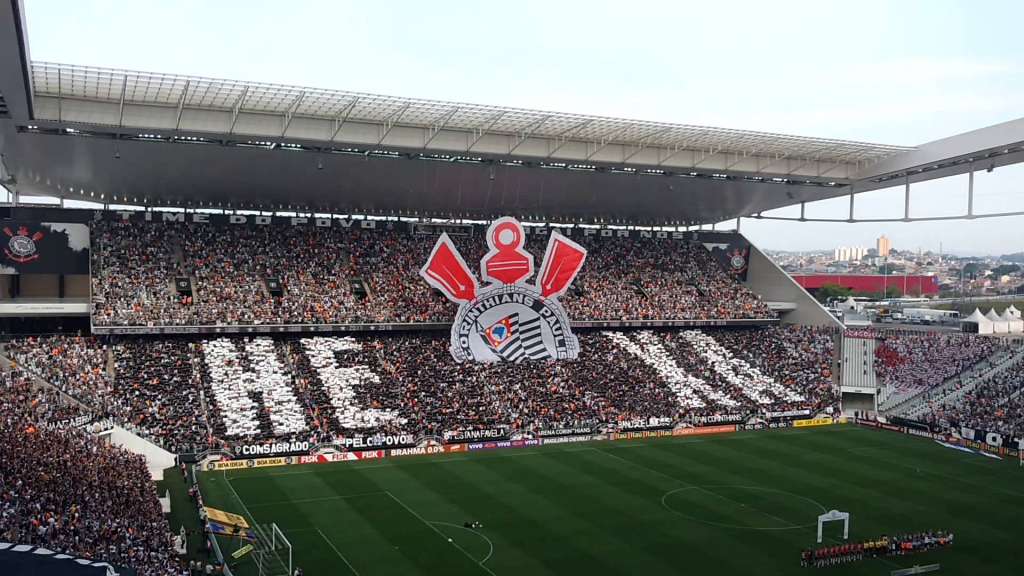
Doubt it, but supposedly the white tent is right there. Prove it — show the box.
[842,311,871,328]
[1001,309,1024,334]
[961,308,994,334]
[986,308,1009,333]
[840,297,859,311]
[1006,304,1022,320]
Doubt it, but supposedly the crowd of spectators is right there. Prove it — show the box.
[712,326,838,415]
[112,340,212,454]
[561,238,771,321]
[90,220,773,326]
[5,335,112,410]
[2,327,837,451]
[874,331,997,393]
[922,356,1024,438]
[6,336,211,453]
[151,327,838,446]
[0,368,179,575]
[91,220,187,326]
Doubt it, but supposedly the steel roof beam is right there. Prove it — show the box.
[329,97,360,143]
[622,127,672,162]
[585,125,636,161]
[463,110,503,152]
[117,74,127,127]
[227,86,248,135]
[508,115,552,154]
[374,102,410,146]
[423,106,459,149]
[281,91,306,137]
[546,119,593,158]
[175,79,190,131]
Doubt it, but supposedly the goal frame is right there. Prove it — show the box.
[816,509,850,544]
[248,522,292,576]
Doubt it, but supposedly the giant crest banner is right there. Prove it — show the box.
[0,222,90,275]
[420,216,586,363]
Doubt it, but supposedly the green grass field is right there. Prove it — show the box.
[197,425,1024,575]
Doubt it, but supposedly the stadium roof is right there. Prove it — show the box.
[28,61,912,168]
[2,0,1024,224]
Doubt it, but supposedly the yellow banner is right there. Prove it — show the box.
[205,507,250,529]
[207,456,291,471]
[793,417,835,428]
[232,544,254,559]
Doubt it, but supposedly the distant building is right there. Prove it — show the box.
[833,246,867,262]
[877,235,892,258]
[791,274,939,296]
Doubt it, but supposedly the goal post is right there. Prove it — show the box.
[816,510,850,544]
[245,522,292,576]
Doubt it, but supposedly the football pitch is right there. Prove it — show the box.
[197,425,1024,575]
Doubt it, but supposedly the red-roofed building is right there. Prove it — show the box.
[791,274,939,296]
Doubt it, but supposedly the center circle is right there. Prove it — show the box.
[661,485,826,531]
[497,228,515,246]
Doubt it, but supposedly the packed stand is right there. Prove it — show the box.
[711,326,838,415]
[2,327,836,453]
[874,331,997,393]
[922,356,1024,438]
[5,335,112,411]
[0,368,179,575]
[91,220,189,326]
[560,237,771,321]
[90,220,774,326]
[6,335,211,453]
[112,339,212,453]
[94,327,837,449]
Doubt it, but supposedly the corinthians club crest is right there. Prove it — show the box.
[421,217,587,363]
[3,226,44,264]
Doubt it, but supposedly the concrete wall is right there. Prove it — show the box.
[841,336,879,390]
[743,239,842,328]
[841,392,876,416]
[65,275,89,298]
[108,425,176,480]
[17,274,58,298]
[0,274,89,299]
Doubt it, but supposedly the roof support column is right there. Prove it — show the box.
[903,177,911,221]
[175,80,190,131]
[117,75,127,127]
[848,185,855,222]
[967,166,975,218]
[57,68,62,122]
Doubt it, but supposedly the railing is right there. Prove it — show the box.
[90,317,780,335]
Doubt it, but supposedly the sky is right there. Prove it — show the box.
[19,0,1024,255]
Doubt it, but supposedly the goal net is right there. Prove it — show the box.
[238,523,292,576]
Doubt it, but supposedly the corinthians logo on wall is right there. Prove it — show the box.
[421,217,587,363]
[3,226,44,264]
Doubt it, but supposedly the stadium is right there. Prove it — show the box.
[2,1,1024,575]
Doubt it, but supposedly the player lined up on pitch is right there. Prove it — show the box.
[800,530,954,568]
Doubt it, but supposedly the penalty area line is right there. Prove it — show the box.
[245,490,388,509]
[316,528,361,576]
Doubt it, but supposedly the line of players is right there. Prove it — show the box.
[801,530,954,568]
